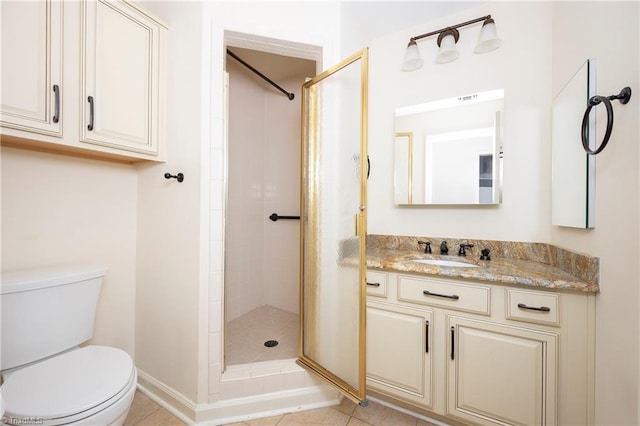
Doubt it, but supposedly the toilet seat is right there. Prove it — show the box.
[2,346,136,426]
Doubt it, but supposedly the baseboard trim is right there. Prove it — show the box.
[137,369,197,424]
[136,369,341,426]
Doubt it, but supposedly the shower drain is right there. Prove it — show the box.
[264,340,279,348]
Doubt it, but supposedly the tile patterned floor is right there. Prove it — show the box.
[223,397,440,426]
[225,305,298,365]
[124,391,187,426]
[126,389,441,426]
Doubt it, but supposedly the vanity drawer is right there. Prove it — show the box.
[398,276,490,315]
[506,289,560,327]
[366,271,388,298]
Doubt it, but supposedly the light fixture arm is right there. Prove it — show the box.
[410,15,492,42]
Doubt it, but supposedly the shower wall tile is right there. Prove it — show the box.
[208,362,222,394]
[210,116,225,149]
[241,377,265,397]
[209,331,222,364]
[220,380,243,400]
[211,179,225,211]
[209,271,222,303]
[209,301,222,333]
[210,146,225,181]
[262,373,286,394]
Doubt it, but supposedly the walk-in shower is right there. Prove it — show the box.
[224,47,316,366]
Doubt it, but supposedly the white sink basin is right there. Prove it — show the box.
[412,259,479,268]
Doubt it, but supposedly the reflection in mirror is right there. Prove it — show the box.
[551,59,595,228]
[394,89,504,205]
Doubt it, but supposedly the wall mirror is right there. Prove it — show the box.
[394,89,504,205]
[551,59,595,228]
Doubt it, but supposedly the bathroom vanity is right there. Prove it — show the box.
[364,235,597,426]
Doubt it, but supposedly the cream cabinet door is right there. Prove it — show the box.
[81,0,164,156]
[448,316,558,426]
[367,302,432,409]
[0,0,62,135]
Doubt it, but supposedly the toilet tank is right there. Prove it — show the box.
[1,265,107,371]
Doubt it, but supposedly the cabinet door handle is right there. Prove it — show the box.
[52,85,60,123]
[517,303,551,312]
[450,326,455,360]
[366,282,380,287]
[425,321,429,353]
[423,290,459,300]
[87,96,94,131]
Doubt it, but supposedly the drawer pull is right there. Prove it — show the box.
[366,282,381,287]
[517,303,551,312]
[423,290,459,300]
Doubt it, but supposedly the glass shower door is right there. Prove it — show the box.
[297,48,369,404]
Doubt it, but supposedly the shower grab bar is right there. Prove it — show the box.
[269,213,300,222]
[227,49,295,101]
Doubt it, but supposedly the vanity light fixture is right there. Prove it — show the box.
[402,15,501,71]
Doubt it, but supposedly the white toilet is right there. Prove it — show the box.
[0,265,137,426]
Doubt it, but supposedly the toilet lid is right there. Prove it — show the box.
[2,346,134,423]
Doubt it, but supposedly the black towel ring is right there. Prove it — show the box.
[581,86,631,155]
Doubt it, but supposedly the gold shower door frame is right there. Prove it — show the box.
[297,48,369,404]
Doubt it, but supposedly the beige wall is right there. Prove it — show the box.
[135,1,208,404]
[1,147,138,355]
[367,2,553,242]
[550,2,640,424]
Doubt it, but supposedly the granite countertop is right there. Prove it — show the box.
[365,235,600,294]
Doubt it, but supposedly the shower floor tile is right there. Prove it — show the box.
[226,305,299,366]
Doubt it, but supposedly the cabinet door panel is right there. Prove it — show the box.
[367,302,432,408]
[1,0,62,135]
[82,0,160,154]
[448,317,557,426]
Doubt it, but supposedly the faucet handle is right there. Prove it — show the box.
[480,248,491,260]
[418,240,432,253]
[458,243,474,256]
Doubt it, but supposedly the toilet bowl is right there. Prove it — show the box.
[1,346,137,426]
[0,266,137,426]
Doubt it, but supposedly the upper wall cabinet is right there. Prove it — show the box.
[0,1,63,136]
[0,0,167,163]
[81,0,164,156]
